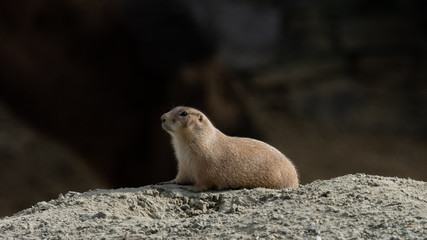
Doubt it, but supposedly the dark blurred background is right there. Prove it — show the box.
[0,0,426,216]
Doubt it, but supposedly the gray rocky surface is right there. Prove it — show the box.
[1,174,426,239]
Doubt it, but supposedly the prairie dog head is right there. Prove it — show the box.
[161,106,213,140]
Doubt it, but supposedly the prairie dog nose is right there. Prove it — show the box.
[160,114,166,123]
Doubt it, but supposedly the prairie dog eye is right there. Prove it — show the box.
[179,111,188,117]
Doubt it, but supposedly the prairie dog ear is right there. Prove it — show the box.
[199,114,203,122]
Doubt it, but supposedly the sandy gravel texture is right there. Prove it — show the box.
[1,174,426,239]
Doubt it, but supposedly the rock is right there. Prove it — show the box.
[0,174,426,239]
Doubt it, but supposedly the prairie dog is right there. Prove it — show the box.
[161,106,299,191]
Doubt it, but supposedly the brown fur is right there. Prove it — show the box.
[161,106,299,191]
